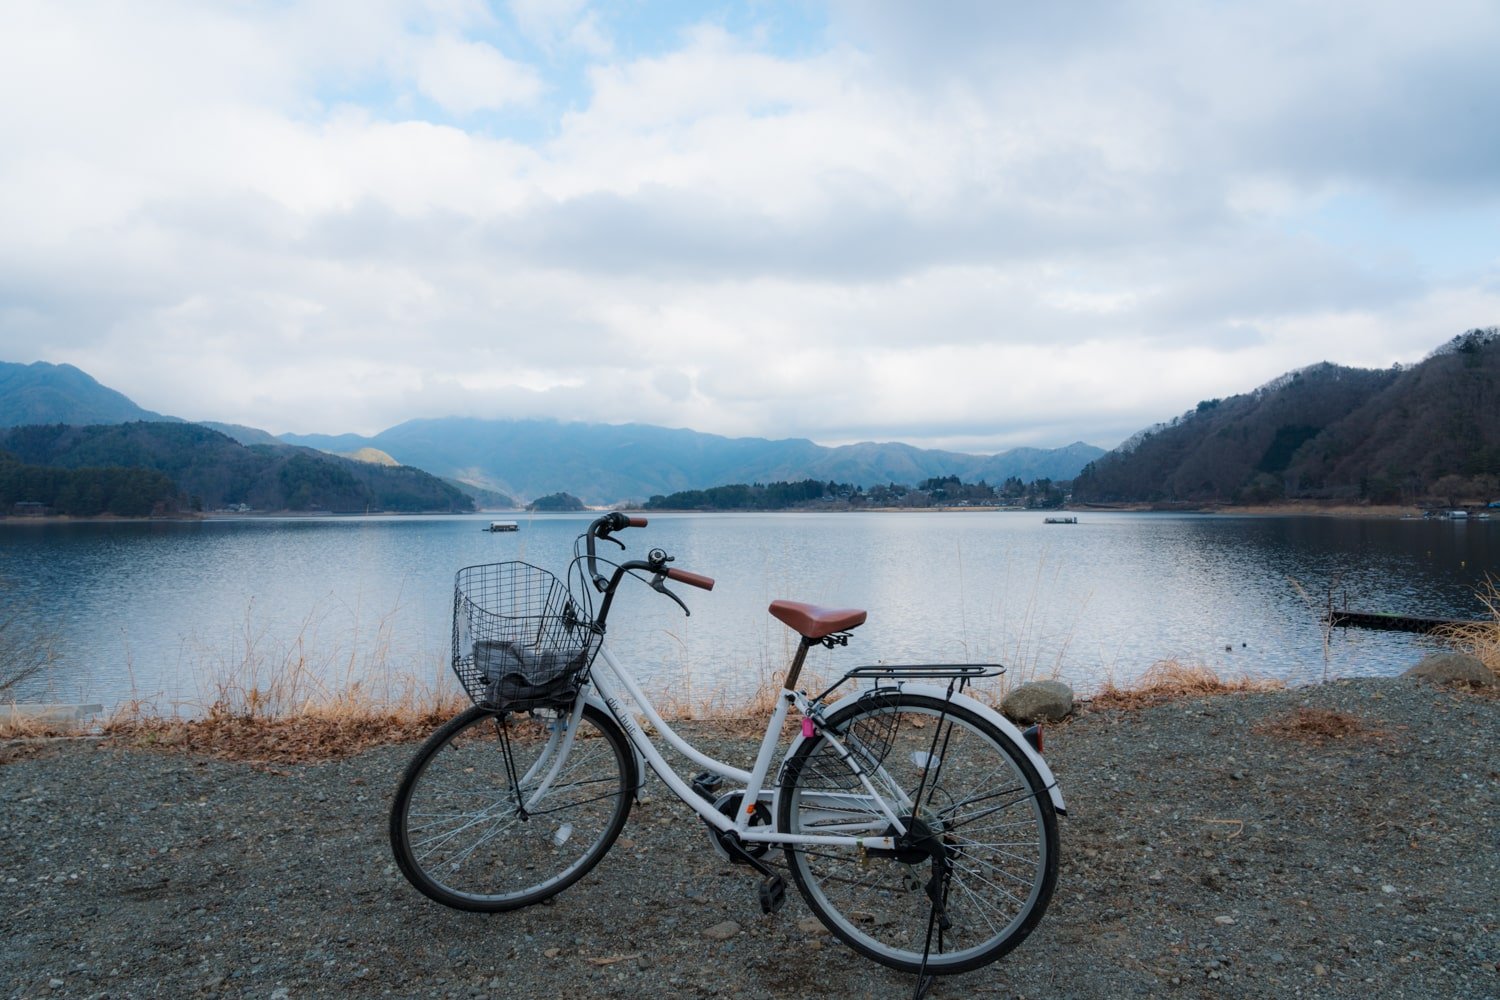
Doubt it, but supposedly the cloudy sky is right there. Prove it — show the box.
[2,1,1496,453]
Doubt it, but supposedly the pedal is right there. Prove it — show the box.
[758,874,786,914]
[691,771,723,803]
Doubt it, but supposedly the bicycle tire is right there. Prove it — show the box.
[390,702,635,911]
[777,692,1058,974]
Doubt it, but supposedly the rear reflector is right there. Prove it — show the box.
[1022,725,1043,754]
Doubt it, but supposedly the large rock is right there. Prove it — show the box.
[1001,680,1075,723]
[1402,652,1497,687]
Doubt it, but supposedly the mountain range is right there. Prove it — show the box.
[280,421,1105,505]
[0,361,1104,505]
[7,328,1496,510]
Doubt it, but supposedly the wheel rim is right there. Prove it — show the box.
[785,700,1055,971]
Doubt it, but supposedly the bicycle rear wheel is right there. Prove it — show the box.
[777,692,1058,974]
[390,702,635,911]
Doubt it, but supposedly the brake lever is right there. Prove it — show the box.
[650,573,691,616]
[600,533,626,552]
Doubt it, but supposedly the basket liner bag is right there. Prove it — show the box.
[474,638,590,709]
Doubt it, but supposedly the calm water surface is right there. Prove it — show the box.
[1,511,1494,712]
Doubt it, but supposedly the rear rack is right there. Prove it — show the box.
[842,663,1004,680]
[810,662,1004,705]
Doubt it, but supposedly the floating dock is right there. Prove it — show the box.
[1325,610,1476,634]
[1043,516,1078,524]
[486,521,519,532]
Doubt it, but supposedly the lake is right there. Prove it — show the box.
[1,511,1495,715]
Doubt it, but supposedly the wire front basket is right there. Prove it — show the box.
[451,561,600,711]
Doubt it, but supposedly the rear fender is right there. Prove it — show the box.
[778,683,1067,815]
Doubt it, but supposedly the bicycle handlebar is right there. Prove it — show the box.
[581,513,714,620]
[585,512,639,589]
[594,512,647,535]
[666,567,715,591]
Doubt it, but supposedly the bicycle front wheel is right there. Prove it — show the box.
[777,692,1058,974]
[390,702,635,911]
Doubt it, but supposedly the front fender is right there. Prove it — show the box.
[778,683,1066,815]
[583,691,647,798]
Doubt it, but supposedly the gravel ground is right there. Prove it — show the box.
[1,678,1496,1000]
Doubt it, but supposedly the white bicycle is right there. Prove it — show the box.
[390,513,1065,986]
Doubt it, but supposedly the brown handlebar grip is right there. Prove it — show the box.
[626,516,648,527]
[666,567,715,590]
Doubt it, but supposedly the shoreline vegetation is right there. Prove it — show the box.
[0,499,1454,523]
[2,657,1494,768]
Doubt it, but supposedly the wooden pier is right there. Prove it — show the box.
[1324,610,1476,634]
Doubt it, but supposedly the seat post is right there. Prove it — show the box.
[783,637,815,690]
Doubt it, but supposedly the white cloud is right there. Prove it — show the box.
[408,35,544,113]
[1,1,1496,450]
[509,0,611,55]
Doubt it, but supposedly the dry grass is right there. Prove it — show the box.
[1090,658,1283,710]
[103,707,465,765]
[0,588,55,712]
[0,712,66,741]
[1252,707,1387,746]
[1434,580,1500,680]
[88,598,471,761]
[100,674,469,763]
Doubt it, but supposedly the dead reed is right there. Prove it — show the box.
[1434,580,1500,680]
[1089,658,1283,710]
[96,597,467,759]
[0,586,53,702]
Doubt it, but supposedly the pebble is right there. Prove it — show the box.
[702,920,741,941]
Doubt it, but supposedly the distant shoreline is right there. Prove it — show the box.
[1,502,1458,524]
[1072,501,1426,519]
[0,509,494,525]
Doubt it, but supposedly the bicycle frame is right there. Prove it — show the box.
[579,644,912,852]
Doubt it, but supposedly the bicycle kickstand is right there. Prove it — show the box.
[911,848,953,1000]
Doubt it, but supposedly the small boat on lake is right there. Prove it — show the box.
[1043,516,1078,525]
[486,521,519,532]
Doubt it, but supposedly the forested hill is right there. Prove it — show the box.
[1073,328,1500,505]
[0,422,473,515]
[0,361,174,426]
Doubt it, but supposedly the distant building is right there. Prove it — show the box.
[12,501,48,516]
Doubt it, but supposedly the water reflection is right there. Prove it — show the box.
[0,512,1492,711]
